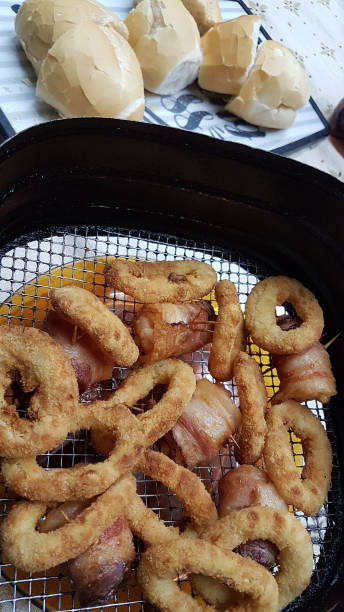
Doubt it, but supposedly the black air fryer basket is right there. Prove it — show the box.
[0,118,343,612]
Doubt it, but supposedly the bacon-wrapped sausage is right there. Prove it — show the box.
[133,300,214,363]
[43,311,113,392]
[160,378,241,468]
[40,501,135,607]
[272,315,337,404]
[218,464,287,568]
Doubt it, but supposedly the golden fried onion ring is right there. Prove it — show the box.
[2,403,144,501]
[0,326,79,458]
[137,537,279,612]
[2,449,216,572]
[245,276,324,354]
[104,259,217,302]
[138,449,218,529]
[194,506,313,610]
[51,286,139,365]
[120,358,196,446]
[263,400,332,514]
[1,473,180,573]
[1,474,136,572]
[209,280,245,381]
[124,450,218,545]
[2,359,196,501]
[90,434,218,530]
[234,352,267,465]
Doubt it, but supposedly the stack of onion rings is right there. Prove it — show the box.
[0,263,336,612]
[2,359,196,501]
[2,446,217,572]
[1,474,136,572]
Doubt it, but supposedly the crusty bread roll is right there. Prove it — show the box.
[226,40,311,129]
[125,0,202,95]
[36,22,144,120]
[15,0,128,74]
[179,0,222,35]
[199,15,261,95]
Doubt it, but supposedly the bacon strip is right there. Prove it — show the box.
[161,378,241,468]
[272,341,337,405]
[43,311,113,392]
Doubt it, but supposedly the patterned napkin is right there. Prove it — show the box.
[246,0,343,180]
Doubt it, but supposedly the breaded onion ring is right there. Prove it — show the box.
[1,472,179,574]
[90,436,217,530]
[138,449,218,529]
[88,358,196,448]
[1,474,136,572]
[91,427,117,457]
[263,400,332,514]
[245,276,324,354]
[209,280,245,381]
[123,452,217,547]
[2,359,196,501]
[104,259,217,302]
[2,447,215,574]
[51,286,139,365]
[0,326,78,458]
[234,352,267,464]
[196,506,313,610]
[115,358,196,446]
[137,537,279,612]
[2,403,144,501]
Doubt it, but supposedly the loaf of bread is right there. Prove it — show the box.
[199,15,262,95]
[15,0,128,74]
[36,21,144,119]
[15,0,144,120]
[226,40,311,129]
[179,0,222,35]
[125,0,201,95]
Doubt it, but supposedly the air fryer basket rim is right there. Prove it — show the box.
[0,118,344,612]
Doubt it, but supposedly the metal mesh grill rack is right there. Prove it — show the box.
[0,225,343,612]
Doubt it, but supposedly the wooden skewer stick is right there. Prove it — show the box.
[71,325,78,345]
[324,331,342,349]
[229,434,240,450]
[188,328,215,334]
[188,319,219,325]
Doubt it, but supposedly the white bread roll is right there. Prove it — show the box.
[125,0,202,95]
[179,0,222,35]
[226,40,311,129]
[36,22,144,120]
[15,0,128,74]
[199,15,261,95]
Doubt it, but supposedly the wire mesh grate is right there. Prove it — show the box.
[0,225,343,612]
